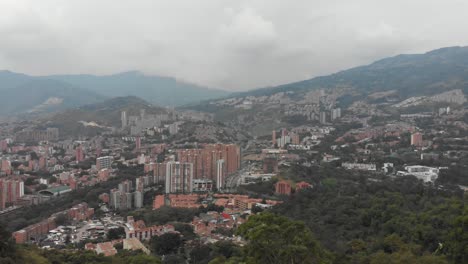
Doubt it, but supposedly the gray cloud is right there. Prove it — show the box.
[1,0,468,90]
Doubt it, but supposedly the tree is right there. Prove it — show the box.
[151,233,183,255]
[236,212,332,264]
[126,254,162,264]
[30,152,39,160]
[55,213,68,226]
[35,184,48,192]
[189,244,211,264]
[108,227,126,240]
[251,205,264,214]
[172,223,196,240]
[211,241,241,259]
[0,224,17,263]
[24,177,37,186]
[446,205,468,263]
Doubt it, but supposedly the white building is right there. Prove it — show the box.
[397,165,440,183]
[134,191,143,209]
[342,162,377,171]
[383,163,394,174]
[96,156,113,170]
[121,111,128,128]
[216,159,225,190]
[165,162,193,194]
[331,108,341,120]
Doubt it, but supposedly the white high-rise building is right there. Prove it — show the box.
[96,156,113,170]
[121,111,128,128]
[134,191,143,208]
[216,159,226,190]
[331,108,341,121]
[165,162,193,194]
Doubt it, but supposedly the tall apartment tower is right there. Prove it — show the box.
[331,108,341,121]
[121,111,128,128]
[272,130,277,146]
[320,112,327,124]
[216,159,226,190]
[165,162,193,194]
[411,132,423,147]
[0,179,24,210]
[281,128,287,138]
[176,144,240,181]
[75,145,84,163]
[96,156,112,170]
[153,163,167,184]
[118,180,133,193]
[134,191,143,208]
[109,189,121,209]
[135,137,141,151]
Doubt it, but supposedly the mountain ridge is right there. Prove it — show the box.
[223,46,468,99]
[185,46,468,135]
[0,70,229,116]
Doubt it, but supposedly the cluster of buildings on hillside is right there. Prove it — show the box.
[272,128,300,148]
[274,180,312,195]
[84,216,177,256]
[0,178,24,210]
[340,161,446,183]
[263,89,342,123]
[143,144,241,192]
[86,238,151,256]
[12,202,94,244]
[336,122,416,143]
[125,216,175,240]
[270,126,336,151]
[122,109,206,137]
[14,128,59,143]
[106,179,146,210]
[151,193,282,242]
[153,193,280,211]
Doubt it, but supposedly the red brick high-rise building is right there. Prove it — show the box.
[152,163,168,184]
[75,145,84,163]
[1,159,12,175]
[39,156,47,170]
[176,144,240,181]
[291,132,300,145]
[272,130,277,146]
[0,179,24,210]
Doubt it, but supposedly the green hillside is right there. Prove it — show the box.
[228,46,468,99]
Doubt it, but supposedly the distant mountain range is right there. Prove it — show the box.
[48,71,228,106]
[187,46,468,135]
[227,46,468,99]
[3,46,468,118]
[0,70,228,115]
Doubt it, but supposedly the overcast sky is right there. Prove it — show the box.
[1,0,468,90]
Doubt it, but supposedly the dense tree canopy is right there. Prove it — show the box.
[236,212,332,264]
[150,233,183,255]
[272,171,466,263]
